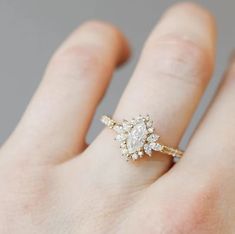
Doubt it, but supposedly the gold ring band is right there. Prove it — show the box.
[101,115,183,161]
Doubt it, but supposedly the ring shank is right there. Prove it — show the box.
[101,115,117,129]
[158,144,183,158]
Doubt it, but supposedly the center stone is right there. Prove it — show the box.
[127,121,147,154]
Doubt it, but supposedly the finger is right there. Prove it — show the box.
[173,55,235,179]
[88,3,216,185]
[3,21,130,163]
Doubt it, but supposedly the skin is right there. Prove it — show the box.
[0,2,234,233]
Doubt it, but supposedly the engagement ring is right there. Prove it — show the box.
[101,115,184,161]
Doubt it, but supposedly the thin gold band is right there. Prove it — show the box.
[158,144,183,158]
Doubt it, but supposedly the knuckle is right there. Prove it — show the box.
[48,45,107,81]
[144,35,212,85]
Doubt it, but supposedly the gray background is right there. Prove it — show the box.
[0,0,233,147]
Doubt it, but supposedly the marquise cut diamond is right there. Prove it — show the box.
[111,115,163,161]
[127,121,147,154]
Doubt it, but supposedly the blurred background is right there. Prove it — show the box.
[0,0,234,148]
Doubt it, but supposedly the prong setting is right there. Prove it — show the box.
[112,115,161,160]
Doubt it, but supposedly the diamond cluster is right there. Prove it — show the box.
[113,115,162,161]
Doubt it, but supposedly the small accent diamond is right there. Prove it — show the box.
[114,125,124,133]
[120,142,126,148]
[122,120,132,131]
[115,133,127,142]
[121,148,128,155]
[152,143,163,151]
[146,120,153,128]
[144,143,152,156]
[132,153,138,160]
[147,134,159,142]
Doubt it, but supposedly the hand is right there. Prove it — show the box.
[0,3,234,234]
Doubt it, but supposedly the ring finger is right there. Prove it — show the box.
[87,3,216,186]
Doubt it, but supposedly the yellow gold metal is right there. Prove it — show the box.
[159,144,183,158]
